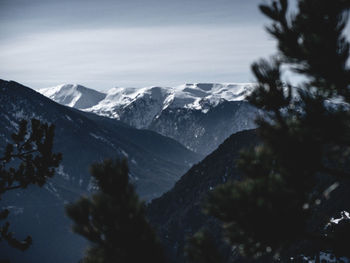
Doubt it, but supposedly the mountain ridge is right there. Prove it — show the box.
[40,82,261,155]
[39,82,255,115]
[39,83,106,109]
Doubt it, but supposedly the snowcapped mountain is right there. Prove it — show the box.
[40,83,262,155]
[39,84,106,109]
[84,83,254,122]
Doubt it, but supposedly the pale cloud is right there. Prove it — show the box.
[0,25,275,90]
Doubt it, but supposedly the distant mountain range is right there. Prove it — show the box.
[0,79,201,263]
[39,83,262,155]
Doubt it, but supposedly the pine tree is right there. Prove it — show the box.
[0,119,62,251]
[66,159,165,263]
[203,0,350,260]
[185,229,224,263]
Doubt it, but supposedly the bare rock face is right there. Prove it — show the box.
[148,100,260,155]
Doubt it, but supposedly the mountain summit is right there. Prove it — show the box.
[40,83,254,116]
[40,83,261,155]
[39,84,106,109]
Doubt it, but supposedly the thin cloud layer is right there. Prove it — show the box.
[0,0,274,90]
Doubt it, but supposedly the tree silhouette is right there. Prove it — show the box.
[202,0,350,260]
[66,159,165,263]
[0,119,62,251]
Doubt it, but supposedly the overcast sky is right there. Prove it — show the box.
[0,0,277,91]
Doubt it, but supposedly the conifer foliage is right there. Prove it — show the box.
[203,0,350,260]
[0,119,62,251]
[66,159,165,263]
[185,229,224,263]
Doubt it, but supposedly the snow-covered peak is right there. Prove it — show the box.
[104,86,168,104]
[39,84,106,109]
[177,83,253,98]
[171,83,254,109]
[86,82,254,113]
[40,82,255,125]
[41,82,254,111]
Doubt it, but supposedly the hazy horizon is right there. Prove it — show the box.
[0,0,276,91]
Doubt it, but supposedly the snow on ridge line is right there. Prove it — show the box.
[39,84,84,106]
[39,84,81,97]
[84,82,255,115]
[39,84,108,109]
[40,82,255,113]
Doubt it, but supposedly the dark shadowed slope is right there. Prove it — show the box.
[0,79,201,263]
[148,129,259,263]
